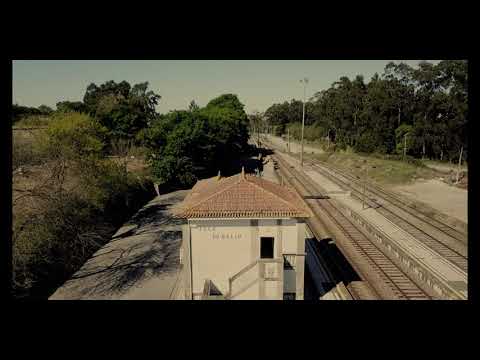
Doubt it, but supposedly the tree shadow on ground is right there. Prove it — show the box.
[55,190,188,299]
[71,230,182,297]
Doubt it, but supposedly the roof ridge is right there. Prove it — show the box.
[245,176,307,213]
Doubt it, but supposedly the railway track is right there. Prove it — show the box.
[272,153,432,300]
[315,159,467,241]
[306,160,468,273]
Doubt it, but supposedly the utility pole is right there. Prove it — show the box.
[456,146,463,184]
[300,78,308,167]
[287,128,290,153]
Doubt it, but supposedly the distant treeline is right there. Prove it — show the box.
[12,104,53,123]
[261,60,467,162]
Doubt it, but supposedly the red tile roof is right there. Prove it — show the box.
[174,170,312,219]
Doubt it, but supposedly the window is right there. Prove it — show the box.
[260,237,274,259]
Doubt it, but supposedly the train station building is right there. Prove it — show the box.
[175,168,312,300]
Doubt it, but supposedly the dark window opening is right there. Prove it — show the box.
[260,237,274,259]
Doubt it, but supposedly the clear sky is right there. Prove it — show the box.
[12,60,440,114]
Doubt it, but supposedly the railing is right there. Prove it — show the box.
[227,258,283,299]
[283,254,296,270]
[320,282,354,300]
[201,279,225,300]
[283,253,306,270]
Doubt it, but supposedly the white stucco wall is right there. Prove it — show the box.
[190,219,251,297]
[189,218,303,299]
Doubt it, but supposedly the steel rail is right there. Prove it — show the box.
[307,160,467,273]
[272,153,431,300]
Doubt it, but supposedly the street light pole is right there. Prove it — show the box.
[300,78,308,167]
[287,128,290,153]
[363,167,367,210]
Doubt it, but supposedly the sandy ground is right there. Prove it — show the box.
[423,161,467,174]
[263,135,324,155]
[393,179,468,223]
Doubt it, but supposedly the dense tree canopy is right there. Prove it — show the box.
[83,80,161,140]
[56,101,87,113]
[264,60,468,161]
[144,94,250,187]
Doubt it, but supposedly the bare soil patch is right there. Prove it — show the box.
[392,179,468,224]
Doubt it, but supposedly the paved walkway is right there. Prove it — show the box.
[49,190,188,300]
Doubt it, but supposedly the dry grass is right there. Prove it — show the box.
[304,151,439,186]
[12,128,48,170]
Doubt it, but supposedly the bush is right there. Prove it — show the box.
[43,112,108,160]
[285,123,325,143]
[12,112,154,299]
[13,193,113,298]
[354,132,378,153]
[365,152,425,167]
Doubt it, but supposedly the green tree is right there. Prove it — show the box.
[395,124,414,155]
[44,112,108,160]
[12,104,42,123]
[38,105,54,115]
[146,94,250,187]
[189,100,200,112]
[263,60,467,161]
[56,101,87,113]
[82,80,161,141]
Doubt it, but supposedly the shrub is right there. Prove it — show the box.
[43,112,108,160]
[12,193,114,298]
[12,112,154,299]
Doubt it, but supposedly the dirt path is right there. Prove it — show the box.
[392,179,468,223]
